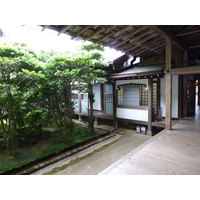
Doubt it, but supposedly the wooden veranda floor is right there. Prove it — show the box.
[75,110,178,128]
[74,110,113,120]
[99,106,200,175]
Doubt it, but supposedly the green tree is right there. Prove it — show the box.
[0,42,42,155]
[74,43,109,134]
[43,53,77,141]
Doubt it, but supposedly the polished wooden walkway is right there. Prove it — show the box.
[99,106,200,175]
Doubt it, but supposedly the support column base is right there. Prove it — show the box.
[94,117,98,126]
[147,131,152,136]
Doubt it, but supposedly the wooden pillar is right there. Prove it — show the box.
[78,90,82,121]
[165,39,172,130]
[147,78,153,135]
[183,75,188,117]
[178,75,183,118]
[198,76,200,106]
[183,51,188,117]
[113,80,118,128]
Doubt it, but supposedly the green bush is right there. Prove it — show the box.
[24,110,45,126]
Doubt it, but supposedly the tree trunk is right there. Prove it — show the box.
[88,82,94,135]
[7,87,19,156]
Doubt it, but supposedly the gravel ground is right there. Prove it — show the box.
[55,127,151,175]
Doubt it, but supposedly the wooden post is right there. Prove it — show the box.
[183,51,188,117]
[178,75,183,118]
[113,80,118,129]
[198,76,200,106]
[183,75,188,117]
[147,78,153,135]
[78,90,82,121]
[165,39,172,130]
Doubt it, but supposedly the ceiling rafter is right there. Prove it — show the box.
[127,38,164,55]
[189,44,200,49]
[71,25,92,39]
[148,25,189,50]
[84,26,104,41]
[41,25,49,31]
[176,29,200,36]
[149,25,199,59]
[125,34,160,54]
[112,25,131,37]
[137,33,158,44]
[129,29,153,44]
[110,26,146,48]
[104,25,116,33]
[140,45,165,58]
[120,29,153,52]
[40,25,200,59]
[132,40,164,56]
[57,25,71,36]
[94,28,117,44]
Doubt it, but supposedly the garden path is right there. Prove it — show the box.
[32,123,151,175]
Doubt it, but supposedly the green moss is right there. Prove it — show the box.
[43,138,120,175]
[0,124,106,174]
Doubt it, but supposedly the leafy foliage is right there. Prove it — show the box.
[0,41,109,156]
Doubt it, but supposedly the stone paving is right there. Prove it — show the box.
[32,125,151,175]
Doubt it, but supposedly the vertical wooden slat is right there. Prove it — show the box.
[165,39,172,130]
[147,78,153,135]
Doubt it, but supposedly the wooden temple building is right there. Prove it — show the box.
[41,25,200,134]
[40,25,200,174]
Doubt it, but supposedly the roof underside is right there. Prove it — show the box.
[41,25,200,59]
[108,63,165,80]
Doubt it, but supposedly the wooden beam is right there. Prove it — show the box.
[176,29,200,36]
[41,25,49,31]
[109,70,163,79]
[147,78,153,136]
[189,44,200,49]
[113,25,131,37]
[110,26,146,48]
[94,31,115,44]
[165,39,172,130]
[127,39,164,55]
[104,25,116,33]
[165,66,200,75]
[84,26,104,41]
[149,25,188,51]
[116,29,152,50]
[57,25,71,36]
[129,30,153,44]
[71,25,92,39]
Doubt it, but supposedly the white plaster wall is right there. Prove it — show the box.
[160,75,179,118]
[117,108,148,121]
[93,84,101,110]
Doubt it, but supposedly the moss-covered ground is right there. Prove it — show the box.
[0,125,105,174]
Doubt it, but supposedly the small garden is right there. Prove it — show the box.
[0,42,109,174]
[0,124,106,174]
